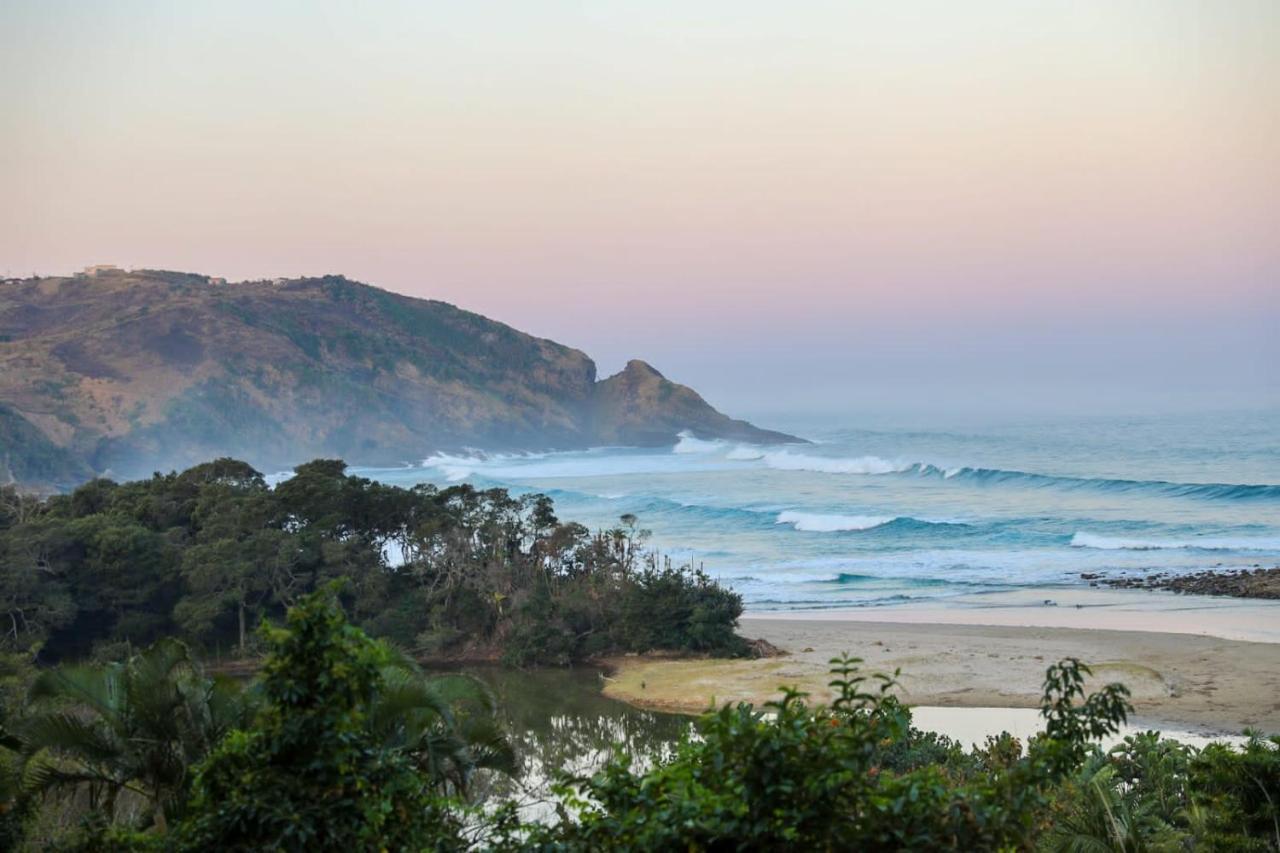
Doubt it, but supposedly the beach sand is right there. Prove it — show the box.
[602,589,1280,735]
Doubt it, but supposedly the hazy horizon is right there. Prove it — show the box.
[3,1,1276,416]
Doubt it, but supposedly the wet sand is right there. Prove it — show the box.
[602,591,1280,735]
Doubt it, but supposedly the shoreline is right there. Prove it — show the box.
[602,598,1280,734]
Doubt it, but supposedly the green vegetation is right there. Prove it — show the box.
[0,458,746,665]
[175,586,470,851]
[1,587,511,849]
[0,457,1276,849]
[1,590,1273,850]
[2,269,798,482]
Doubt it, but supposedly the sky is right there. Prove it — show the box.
[2,1,1276,416]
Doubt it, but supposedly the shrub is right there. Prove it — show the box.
[175,585,467,850]
[503,656,1132,851]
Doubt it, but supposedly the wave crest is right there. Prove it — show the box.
[775,511,971,533]
[672,431,726,454]
[776,511,897,532]
[1070,531,1280,551]
[763,450,910,475]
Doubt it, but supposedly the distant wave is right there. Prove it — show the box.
[776,511,897,532]
[922,465,1280,502]
[775,511,971,533]
[762,450,911,475]
[419,452,486,481]
[750,450,1279,502]
[672,431,726,454]
[674,431,768,460]
[1070,531,1280,552]
[422,442,1280,503]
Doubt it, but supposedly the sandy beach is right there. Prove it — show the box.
[602,589,1280,735]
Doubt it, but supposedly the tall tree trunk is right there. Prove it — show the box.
[238,597,246,655]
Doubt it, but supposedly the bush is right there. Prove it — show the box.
[501,656,1132,851]
[175,585,466,851]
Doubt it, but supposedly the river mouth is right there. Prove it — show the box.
[450,664,1249,822]
[444,666,692,821]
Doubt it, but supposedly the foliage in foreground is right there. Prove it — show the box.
[0,458,746,665]
[493,657,1134,851]
[174,585,466,851]
[1,587,513,850]
[1,589,1276,851]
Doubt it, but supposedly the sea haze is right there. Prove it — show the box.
[359,409,1280,612]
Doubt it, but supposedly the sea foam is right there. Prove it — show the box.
[776,511,897,532]
[1070,532,1280,552]
[762,450,910,475]
[672,431,726,454]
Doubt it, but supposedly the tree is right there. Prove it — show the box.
[504,656,1133,851]
[0,529,75,654]
[366,655,516,798]
[175,585,467,851]
[176,487,288,655]
[17,638,251,832]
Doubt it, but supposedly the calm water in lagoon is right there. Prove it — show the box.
[458,666,1249,820]
[456,666,691,819]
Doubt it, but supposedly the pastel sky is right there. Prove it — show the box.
[2,1,1276,415]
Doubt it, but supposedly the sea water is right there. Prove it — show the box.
[362,409,1280,612]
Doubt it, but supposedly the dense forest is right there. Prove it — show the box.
[0,458,746,666]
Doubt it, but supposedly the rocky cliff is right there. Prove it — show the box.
[591,360,798,447]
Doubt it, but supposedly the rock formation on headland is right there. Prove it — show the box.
[0,269,802,487]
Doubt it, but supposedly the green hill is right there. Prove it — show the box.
[0,269,799,486]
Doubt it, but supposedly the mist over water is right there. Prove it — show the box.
[364,409,1280,611]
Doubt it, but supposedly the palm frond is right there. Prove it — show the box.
[29,664,122,720]
[18,712,123,765]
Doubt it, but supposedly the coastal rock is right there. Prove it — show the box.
[590,359,800,447]
[1101,567,1280,600]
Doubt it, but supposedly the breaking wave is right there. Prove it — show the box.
[1070,532,1280,551]
[750,450,1279,503]
[776,511,896,532]
[762,450,911,475]
[672,431,726,454]
[775,511,971,533]
[922,466,1280,502]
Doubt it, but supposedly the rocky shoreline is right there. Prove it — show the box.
[1084,567,1280,600]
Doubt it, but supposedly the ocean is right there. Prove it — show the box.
[360,409,1280,612]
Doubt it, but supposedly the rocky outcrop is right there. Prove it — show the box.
[590,360,800,447]
[1095,568,1280,599]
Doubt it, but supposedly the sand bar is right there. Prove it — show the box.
[748,587,1280,644]
[602,590,1280,735]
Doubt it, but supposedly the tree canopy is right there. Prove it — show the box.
[0,459,746,666]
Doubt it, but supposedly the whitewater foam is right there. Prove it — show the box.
[776,511,897,532]
[1070,532,1280,552]
[762,450,910,475]
[419,452,488,481]
[672,431,726,454]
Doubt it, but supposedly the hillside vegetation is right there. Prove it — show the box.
[0,269,798,486]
